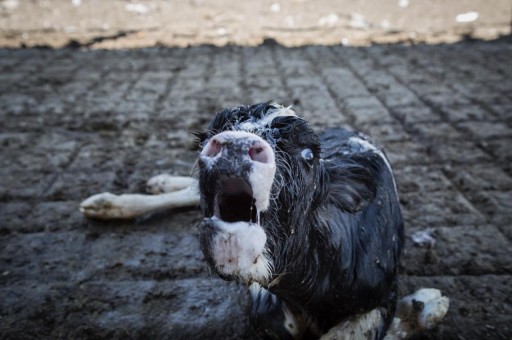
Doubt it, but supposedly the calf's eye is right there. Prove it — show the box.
[301,148,314,161]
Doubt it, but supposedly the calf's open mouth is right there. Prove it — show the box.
[214,176,258,224]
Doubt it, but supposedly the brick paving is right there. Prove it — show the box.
[0,39,511,339]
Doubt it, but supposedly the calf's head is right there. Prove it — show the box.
[196,103,322,285]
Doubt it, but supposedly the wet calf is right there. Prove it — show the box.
[80,102,448,339]
[195,103,404,339]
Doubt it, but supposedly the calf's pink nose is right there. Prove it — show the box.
[201,131,273,164]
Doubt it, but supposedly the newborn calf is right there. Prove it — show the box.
[195,103,403,339]
[80,103,448,339]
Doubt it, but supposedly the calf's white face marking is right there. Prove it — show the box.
[238,104,297,131]
[210,217,272,282]
[200,130,277,212]
[200,131,278,283]
[198,105,299,283]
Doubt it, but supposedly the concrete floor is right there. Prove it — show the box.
[0,39,511,339]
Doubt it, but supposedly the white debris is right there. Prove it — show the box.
[456,11,479,23]
[349,13,369,29]
[341,38,349,45]
[270,3,281,13]
[125,3,150,15]
[1,0,19,10]
[285,16,295,27]
[411,229,436,248]
[381,20,390,29]
[319,13,339,27]
[71,0,81,6]
[64,26,78,33]
[398,0,409,8]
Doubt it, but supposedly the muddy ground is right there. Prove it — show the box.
[1,40,511,339]
[1,1,512,340]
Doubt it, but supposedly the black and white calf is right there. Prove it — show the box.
[80,103,448,339]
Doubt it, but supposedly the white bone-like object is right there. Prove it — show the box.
[79,176,199,219]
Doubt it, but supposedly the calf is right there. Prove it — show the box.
[80,103,448,339]
[195,102,402,339]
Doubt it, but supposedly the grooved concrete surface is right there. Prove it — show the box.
[1,39,512,339]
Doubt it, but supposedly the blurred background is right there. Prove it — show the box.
[1,0,511,48]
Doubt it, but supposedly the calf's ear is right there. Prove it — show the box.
[326,162,377,213]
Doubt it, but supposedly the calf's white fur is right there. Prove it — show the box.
[79,175,199,219]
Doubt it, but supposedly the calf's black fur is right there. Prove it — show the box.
[195,103,404,339]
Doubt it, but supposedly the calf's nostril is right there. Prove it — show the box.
[249,145,269,163]
[204,138,222,157]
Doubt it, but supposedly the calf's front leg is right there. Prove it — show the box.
[146,174,197,194]
[80,176,199,219]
